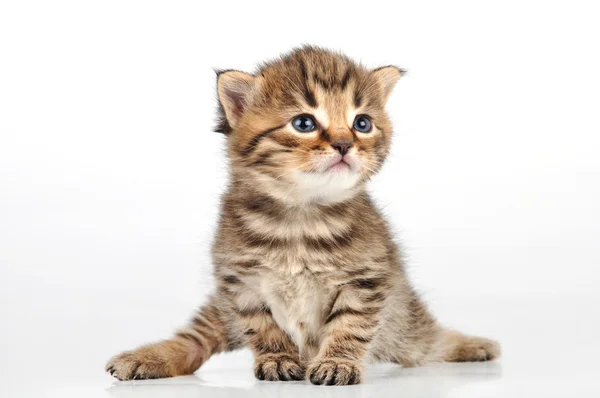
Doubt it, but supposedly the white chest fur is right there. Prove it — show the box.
[259,269,328,357]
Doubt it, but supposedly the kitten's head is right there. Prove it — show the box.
[216,46,403,206]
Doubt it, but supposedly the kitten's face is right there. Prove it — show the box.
[216,47,402,205]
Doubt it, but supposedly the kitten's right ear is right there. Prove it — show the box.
[216,70,256,133]
[372,66,405,103]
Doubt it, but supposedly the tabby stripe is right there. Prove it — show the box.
[354,90,362,107]
[325,307,379,325]
[326,344,367,359]
[299,59,318,107]
[373,255,391,264]
[270,134,300,148]
[176,330,208,347]
[304,231,354,251]
[340,67,352,90]
[320,201,352,218]
[350,278,385,289]
[192,315,213,331]
[345,268,369,278]
[222,275,240,284]
[239,227,287,250]
[339,334,373,344]
[236,306,272,317]
[255,341,287,355]
[241,124,286,156]
[232,260,261,269]
[248,149,293,167]
[313,72,333,90]
[249,153,273,167]
[364,291,386,303]
[245,195,282,217]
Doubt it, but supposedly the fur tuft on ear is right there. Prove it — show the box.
[372,66,405,103]
[215,70,256,134]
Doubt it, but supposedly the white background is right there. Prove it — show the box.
[1,1,599,397]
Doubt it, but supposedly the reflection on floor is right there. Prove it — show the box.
[106,361,502,398]
[2,293,598,397]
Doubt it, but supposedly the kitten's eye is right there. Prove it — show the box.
[292,114,317,133]
[353,115,372,133]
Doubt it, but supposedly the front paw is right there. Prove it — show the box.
[307,358,362,386]
[254,353,306,381]
[106,340,190,381]
[106,349,171,381]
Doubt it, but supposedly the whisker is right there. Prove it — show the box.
[273,160,313,180]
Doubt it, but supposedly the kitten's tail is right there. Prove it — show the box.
[106,296,240,380]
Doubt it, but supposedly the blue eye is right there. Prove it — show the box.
[292,114,317,132]
[353,115,372,133]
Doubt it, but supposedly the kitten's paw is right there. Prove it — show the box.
[254,353,306,381]
[451,335,501,362]
[307,358,361,386]
[106,346,174,380]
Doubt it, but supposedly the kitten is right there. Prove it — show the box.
[106,46,500,386]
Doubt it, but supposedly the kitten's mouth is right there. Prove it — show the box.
[311,154,359,174]
[327,159,351,172]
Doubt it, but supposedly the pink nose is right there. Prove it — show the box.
[332,141,352,156]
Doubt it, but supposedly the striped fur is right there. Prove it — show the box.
[106,46,500,385]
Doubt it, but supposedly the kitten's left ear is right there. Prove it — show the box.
[372,66,405,103]
[216,70,256,132]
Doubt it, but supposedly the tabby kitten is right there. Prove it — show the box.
[106,46,500,386]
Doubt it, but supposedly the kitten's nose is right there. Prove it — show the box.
[332,141,352,156]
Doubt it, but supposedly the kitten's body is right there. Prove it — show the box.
[106,46,499,385]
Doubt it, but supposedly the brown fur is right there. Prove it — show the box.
[106,46,500,385]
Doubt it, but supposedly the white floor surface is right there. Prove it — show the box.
[2,290,598,398]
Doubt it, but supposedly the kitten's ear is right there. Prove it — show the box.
[216,70,256,131]
[372,66,405,103]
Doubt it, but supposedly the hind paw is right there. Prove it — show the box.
[453,336,501,362]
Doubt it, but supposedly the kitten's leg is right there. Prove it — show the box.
[375,293,500,367]
[238,304,305,381]
[438,329,501,363]
[106,296,233,380]
[307,280,388,386]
